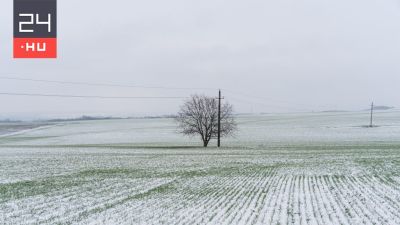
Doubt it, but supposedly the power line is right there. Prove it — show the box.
[223,88,319,109]
[226,95,311,112]
[0,75,330,111]
[0,76,217,91]
[0,92,186,99]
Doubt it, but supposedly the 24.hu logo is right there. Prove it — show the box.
[14,0,57,58]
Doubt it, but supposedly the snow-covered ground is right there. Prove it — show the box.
[1,111,400,224]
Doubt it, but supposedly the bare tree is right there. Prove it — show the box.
[175,95,237,147]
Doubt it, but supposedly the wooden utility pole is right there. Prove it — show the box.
[369,101,374,127]
[218,89,221,147]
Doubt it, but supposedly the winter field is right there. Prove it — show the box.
[1,111,400,225]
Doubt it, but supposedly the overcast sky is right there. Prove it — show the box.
[1,0,400,119]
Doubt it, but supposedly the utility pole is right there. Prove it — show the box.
[369,101,374,127]
[218,89,221,147]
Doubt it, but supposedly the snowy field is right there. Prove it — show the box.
[1,111,400,224]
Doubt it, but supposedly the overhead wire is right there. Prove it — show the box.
[0,75,217,91]
[0,75,325,112]
[0,92,186,99]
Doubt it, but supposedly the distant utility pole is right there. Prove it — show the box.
[369,101,374,127]
[218,89,221,147]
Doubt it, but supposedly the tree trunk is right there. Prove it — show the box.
[203,140,209,147]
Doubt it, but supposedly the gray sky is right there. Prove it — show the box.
[1,0,400,119]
